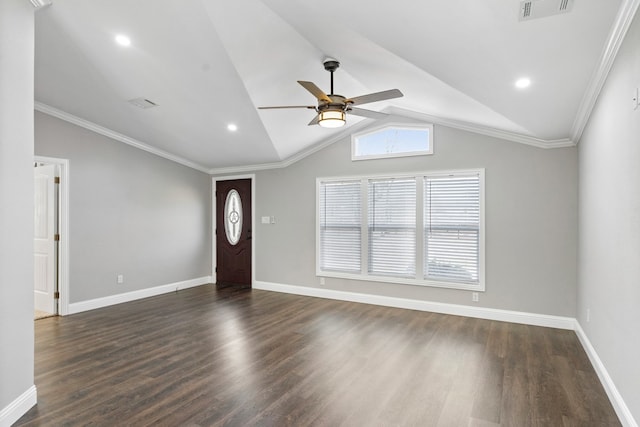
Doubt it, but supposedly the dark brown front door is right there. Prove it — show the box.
[216,179,252,287]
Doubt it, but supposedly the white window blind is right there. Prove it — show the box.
[424,174,480,284]
[318,180,361,273]
[368,178,416,277]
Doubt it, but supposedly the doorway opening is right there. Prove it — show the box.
[213,175,255,289]
[34,156,69,317]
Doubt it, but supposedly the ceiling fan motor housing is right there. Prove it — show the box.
[323,59,340,72]
[318,94,348,113]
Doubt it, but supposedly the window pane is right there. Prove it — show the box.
[425,174,480,283]
[353,127,432,159]
[224,189,242,245]
[368,178,416,277]
[319,180,361,273]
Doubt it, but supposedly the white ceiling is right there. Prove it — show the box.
[34,0,629,172]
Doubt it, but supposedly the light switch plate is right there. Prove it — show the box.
[261,216,270,224]
[634,87,639,110]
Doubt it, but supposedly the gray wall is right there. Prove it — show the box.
[35,112,212,303]
[0,0,35,415]
[252,122,578,316]
[578,10,640,422]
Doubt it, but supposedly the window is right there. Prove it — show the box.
[318,180,361,273]
[368,178,416,277]
[352,124,433,161]
[424,173,480,284]
[316,169,484,291]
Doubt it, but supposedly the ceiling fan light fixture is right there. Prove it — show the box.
[318,110,346,128]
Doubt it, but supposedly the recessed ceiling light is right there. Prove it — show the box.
[515,77,531,89]
[227,123,238,132]
[115,34,131,47]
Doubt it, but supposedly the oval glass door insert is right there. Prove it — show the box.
[224,189,243,245]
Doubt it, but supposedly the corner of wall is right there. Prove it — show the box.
[574,322,638,427]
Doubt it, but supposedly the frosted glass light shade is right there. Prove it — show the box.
[318,110,346,128]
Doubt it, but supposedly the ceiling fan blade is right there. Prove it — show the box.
[307,114,320,126]
[347,89,403,106]
[348,107,388,120]
[298,81,331,103]
[258,105,316,110]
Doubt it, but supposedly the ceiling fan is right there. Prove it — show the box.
[258,59,403,128]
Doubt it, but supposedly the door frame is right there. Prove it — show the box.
[35,156,70,316]
[212,174,255,286]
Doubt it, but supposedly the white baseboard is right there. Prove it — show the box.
[0,385,37,427]
[68,276,212,315]
[253,281,575,330]
[574,322,638,427]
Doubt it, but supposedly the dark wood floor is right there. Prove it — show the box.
[16,286,619,426]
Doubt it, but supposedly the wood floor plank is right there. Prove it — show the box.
[15,285,620,426]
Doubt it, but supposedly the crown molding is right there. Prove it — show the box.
[386,107,576,149]
[209,108,576,175]
[35,102,210,173]
[571,0,640,143]
[37,97,580,178]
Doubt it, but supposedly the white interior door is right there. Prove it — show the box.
[34,164,57,314]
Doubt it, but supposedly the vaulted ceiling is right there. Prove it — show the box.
[34,0,631,172]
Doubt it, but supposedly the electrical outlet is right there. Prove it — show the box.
[586,308,591,323]
[319,277,325,285]
[117,274,124,284]
[472,292,479,302]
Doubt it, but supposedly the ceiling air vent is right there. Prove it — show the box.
[128,98,159,109]
[519,0,574,21]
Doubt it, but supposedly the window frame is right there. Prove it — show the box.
[316,169,485,292]
[351,123,434,161]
